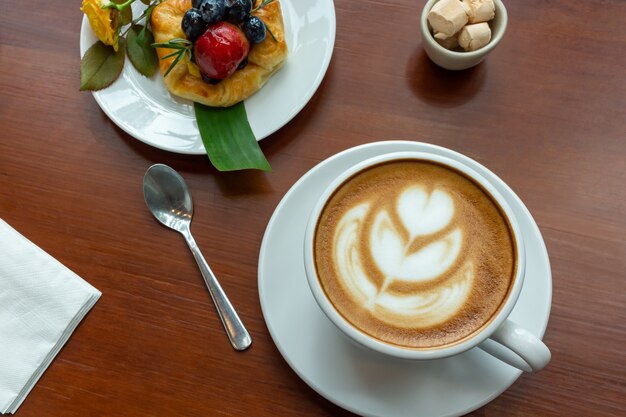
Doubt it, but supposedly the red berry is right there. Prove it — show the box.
[194,22,250,80]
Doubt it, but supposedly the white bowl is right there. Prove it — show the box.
[420,0,508,70]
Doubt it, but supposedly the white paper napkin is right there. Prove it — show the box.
[0,219,101,414]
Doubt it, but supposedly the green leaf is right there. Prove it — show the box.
[113,0,133,25]
[120,7,133,25]
[127,25,158,77]
[195,103,272,172]
[80,39,126,91]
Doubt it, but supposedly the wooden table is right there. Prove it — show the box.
[1,0,625,416]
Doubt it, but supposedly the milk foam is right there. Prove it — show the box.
[333,186,473,328]
[397,187,454,238]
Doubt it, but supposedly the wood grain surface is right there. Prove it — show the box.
[1,0,625,416]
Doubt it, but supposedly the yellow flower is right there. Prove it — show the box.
[81,0,121,51]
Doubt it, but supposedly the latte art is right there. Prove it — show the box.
[314,161,516,349]
[335,187,472,328]
[370,188,461,283]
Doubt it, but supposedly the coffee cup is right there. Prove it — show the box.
[304,151,550,372]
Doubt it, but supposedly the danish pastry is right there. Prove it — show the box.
[151,0,288,107]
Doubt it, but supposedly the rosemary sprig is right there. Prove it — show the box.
[252,0,275,12]
[152,38,193,77]
[266,25,277,42]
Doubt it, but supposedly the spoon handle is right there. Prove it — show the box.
[182,230,252,351]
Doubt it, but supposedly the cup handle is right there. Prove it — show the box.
[477,320,551,372]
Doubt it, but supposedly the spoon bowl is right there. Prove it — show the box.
[143,164,193,232]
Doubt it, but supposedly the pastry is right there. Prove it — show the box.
[151,0,288,107]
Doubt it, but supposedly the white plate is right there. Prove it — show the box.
[79,0,336,154]
[258,141,552,417]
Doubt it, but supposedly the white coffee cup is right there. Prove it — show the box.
[304,151,551,372]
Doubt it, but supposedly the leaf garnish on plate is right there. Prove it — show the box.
[119,4,133,24]
[127,25,158,76]
[80,38,126,91]
[195,102,272,172]
[80,0,162,90]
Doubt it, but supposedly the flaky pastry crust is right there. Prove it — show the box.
[151,0,288,107]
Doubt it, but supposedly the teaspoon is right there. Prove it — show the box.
[143,164,252,351]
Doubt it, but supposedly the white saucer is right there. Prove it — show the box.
[79,0,336,154]
[258,141,552,417]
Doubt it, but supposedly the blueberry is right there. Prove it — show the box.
[237,57,248,70]
[243,16,266,44]
[198,0,226,25]
[224,0,252,24]
[191,0,203,8]
[181,9,207,42]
